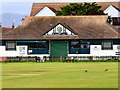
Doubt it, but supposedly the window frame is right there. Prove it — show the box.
[70,41,80,48]
[102,40,113,50]
[69,40,80,54]
[80,41,90,49]
[6,41,16,51]
[27,41,49,54]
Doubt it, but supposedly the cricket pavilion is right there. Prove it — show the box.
[1,15,120,61]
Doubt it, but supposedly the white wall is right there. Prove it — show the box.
[104,5,120,17]
[35,6,56,16]
[0,46,49,58]
[90,45,114,56]
[0,45,120,57]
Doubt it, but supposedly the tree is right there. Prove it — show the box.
[56,2,105,16]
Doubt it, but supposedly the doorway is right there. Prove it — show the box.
[50,41,68,57]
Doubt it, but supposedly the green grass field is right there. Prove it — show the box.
[2,62,118,88]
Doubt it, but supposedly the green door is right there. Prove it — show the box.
[50,41,68,57]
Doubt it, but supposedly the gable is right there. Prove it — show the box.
[31,2,120,16]
[104,5,120,17]
[35,6,56,16]
[44,24,77,36]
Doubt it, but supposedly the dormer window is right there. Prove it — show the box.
[6,41,16,51]
[35,6,56,16]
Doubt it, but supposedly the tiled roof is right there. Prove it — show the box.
[2,15,120,40]
[2,27,14,34]
[30,2,120,16]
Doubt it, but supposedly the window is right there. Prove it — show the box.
[81,41,90,48]
[28,41,49,54]
[28,42,47,49]
[0,41,2,46]
[69,41,80,54]
[102,40,113,50]
[71,41,80,48]
[112,17,120,25]
[69,40,90,54]
[6,41,16,51]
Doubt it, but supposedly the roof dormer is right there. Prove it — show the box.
[104,5,120,17]
[35,6,56,16]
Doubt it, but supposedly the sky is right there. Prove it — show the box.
[0,0,120,27]
[1,0,120,2]
[2,2,32,15]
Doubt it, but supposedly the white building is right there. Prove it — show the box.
[1,2,120,61]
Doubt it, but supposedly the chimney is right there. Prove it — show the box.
[12,20,15,29]
[12,22,15,29]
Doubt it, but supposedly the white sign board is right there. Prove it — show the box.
[19,46,26,56]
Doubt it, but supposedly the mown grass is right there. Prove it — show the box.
[2,62,118,88]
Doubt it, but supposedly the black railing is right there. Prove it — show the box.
[0,56,120,62]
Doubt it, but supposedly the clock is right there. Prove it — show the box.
[117,45,120,49]
[57,26,62,34]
